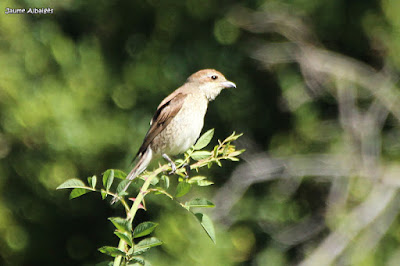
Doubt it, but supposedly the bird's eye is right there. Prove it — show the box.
[211,75,218,80]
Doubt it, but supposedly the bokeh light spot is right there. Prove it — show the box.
[230,226,255,262]
[6,225,29,252]
[112,85,137,109]
[214,18,240,45]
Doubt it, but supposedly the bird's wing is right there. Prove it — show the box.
[134,92,187,158]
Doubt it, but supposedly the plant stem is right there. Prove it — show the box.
[113,165,169,266]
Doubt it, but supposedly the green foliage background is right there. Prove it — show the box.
[2,0,400,265]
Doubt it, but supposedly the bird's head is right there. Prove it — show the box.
[187,69,236,101]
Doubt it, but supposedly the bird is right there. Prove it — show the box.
[111,69,236,204]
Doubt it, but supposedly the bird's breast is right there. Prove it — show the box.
[151,94,208,156]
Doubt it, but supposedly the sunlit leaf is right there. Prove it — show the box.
[133,222,158,238]
[150,176,159,186]
[190,151,212,160]
[175,159,185,165]
[57,178,87,190]
[213,145,219,157]
[194,213,216,243]
[160,175,169,189]
[229,149,245,157]
[98,246,126,257]
[133,237,162,255]
[193,129,214,150]
[188,176,206,183]
[88,175,97,189]
[225,132,243,142]
[108,217,132,233]
[222,142,230,156]
[188,176,213,186]
[113,169,127,180]
[114,231,133,247]
[69,188,90,199]
[185,198,215,208]
[103,170,115,191]
[197,180,214,186]
[175,182,191,198]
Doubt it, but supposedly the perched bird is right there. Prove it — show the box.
[112,69,236,203]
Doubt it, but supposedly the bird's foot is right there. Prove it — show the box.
[162,153,177,175]
[162,154,191,176]
[169,162,177,175]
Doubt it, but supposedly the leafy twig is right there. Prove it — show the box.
[57,130,244,265]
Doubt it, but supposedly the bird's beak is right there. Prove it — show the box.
[220,81,236,89]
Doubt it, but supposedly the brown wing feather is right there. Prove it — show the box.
[135,93,187,158]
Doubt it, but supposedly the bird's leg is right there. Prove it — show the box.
[162,153,176,174]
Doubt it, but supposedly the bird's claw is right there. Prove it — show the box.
[162,154,191,177]
[168,162,177,175]
[163,153,177,175]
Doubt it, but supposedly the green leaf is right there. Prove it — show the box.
[175,182,191,198]
[113,169,127,180]
[197,180,214,187]
[175,159,185,165]
[193,129,214,150]
[88,175,97,189]
[101,189,107,200]
[133,222,158,238]
[108,217,132,233]
[194,213,216,243]
[133,237,162,255]
[225,132,243,142]
[213,145,219,157]
[188,176,206,184]
[185,198,215,208]
[114,231,133,247]
[160,175,169,189]
[188,176,213,186]
[57,178,87,190]
[98,246,126,257]
[190,151,212,160]
[222,142,230,156]
[103,170,115,191]
[69,188,90,199]
[128,256,146,265]
[150,176,159,186]
[229,149,245,157]
[116,179,131,195]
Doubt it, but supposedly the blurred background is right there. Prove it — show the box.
[2,0,400,265]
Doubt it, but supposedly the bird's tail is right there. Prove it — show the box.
[126,147,153,180]
[111,147,153,204]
